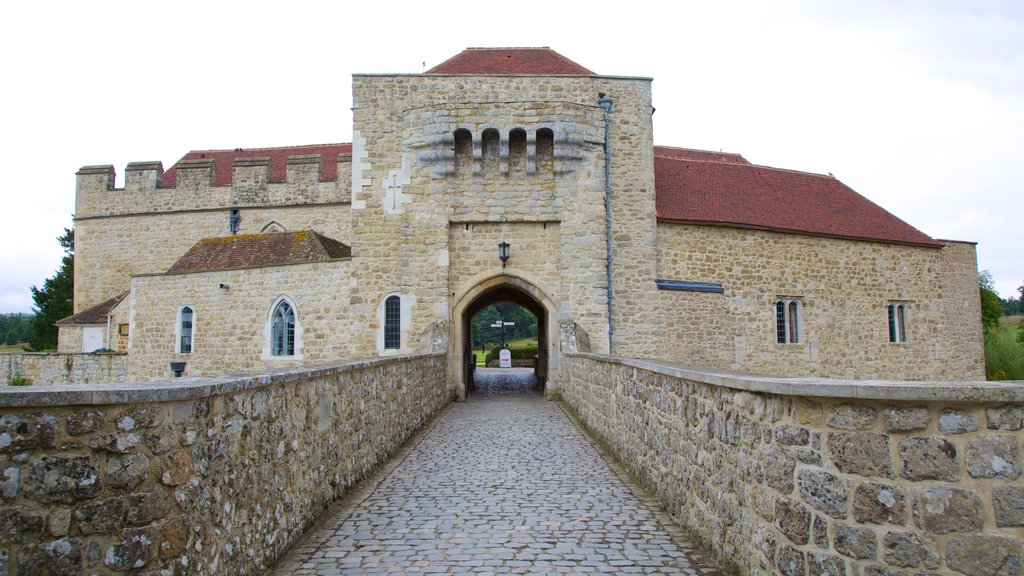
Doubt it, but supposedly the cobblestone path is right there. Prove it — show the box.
[271,369,722,575]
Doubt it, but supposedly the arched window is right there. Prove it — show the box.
[775,298,801,344]
[272,300,296,356]
[536,128,554,178]
[509,128,527,178]
[481,129,500,178]
[454,129,473,178]
[888,303,908,343]
[260,221,287,233]
[178,306,193,353]
[384,295,401,350]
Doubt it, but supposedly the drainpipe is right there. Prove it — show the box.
[598,93,615,355]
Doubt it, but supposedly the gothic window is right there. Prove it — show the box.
[272,300,296,356]
[260,221,287,233]
[536,128,554,178]
[887,302,908,343]
[482,129,500,178]
[178,306,193,353]
[776,298,801,344]
[454,129,473,178]
[384,295,401,350]
[509,128,527,178]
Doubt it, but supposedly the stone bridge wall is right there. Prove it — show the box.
[0,353,449,575]
[1,353,129,387]
[561,353,1024,576]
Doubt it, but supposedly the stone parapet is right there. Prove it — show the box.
[0,353,449,575]
[561,353,1024,576]
[1,353,128,387]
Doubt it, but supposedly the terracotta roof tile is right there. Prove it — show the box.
[57,292,128,325]
[161,143,352,188]
[426,47,594,75]
[168,231,351,274]
[653,145,750,164]
[654,151,942,247]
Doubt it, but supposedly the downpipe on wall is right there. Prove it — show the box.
[598,93,615,355]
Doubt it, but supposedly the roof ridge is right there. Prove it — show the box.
[464,46,553,50]
[655,153,838,180]
[654,144,743,156]
[185,143,352,154]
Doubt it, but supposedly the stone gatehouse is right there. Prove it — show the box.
[64,47,984,392]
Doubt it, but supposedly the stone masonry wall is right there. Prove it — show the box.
[129,259,353,381]
[655,224,985,380]
[1,354,128,386]
[0,353,449,576]
[561,353,1024,576]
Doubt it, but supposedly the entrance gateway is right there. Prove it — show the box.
[450,273,557,401]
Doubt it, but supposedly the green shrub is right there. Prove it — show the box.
[8,374,31,386]
[985,327,1024,381]
[486,346,539,362]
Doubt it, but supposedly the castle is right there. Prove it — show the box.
[60,47,985,392]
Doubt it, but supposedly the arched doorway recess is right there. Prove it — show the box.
[451,274,558,401]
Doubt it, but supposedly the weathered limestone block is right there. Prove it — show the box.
[105,454,150,490]
[104,527,158,571]
[834,524,877,560]
[74,496,126,535]
[22,456,101,503]
[883,406,929,432]
[988,405,1024,430]
[807,552,847,576]
[939,409,980,434]
[763,445,796,493]
[777,544,806,576]
[828,432,893,477]
[0,508,46,543]
[48,508,71,537]
[16,538,81,576]
[775,424,809,445]
[946,534,1022,576]
[126,490,172,525]
[0,466,18,500]
[0,413,57,451]
[966,434,1020,479]
[813,515,829,548]
[826,405,877,430]
[882,531,939,568]
[775,497,811,544]
[899,436,960,480]
[853,481,907,525]
[915,486,983,534]
[993,486,1024,527]
[798,469,847,518]
[88,432,140,454]
[65,409,104,436]
[160,451,191,486]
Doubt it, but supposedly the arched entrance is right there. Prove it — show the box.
[451,274,558,401]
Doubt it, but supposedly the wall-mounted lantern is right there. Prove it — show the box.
[229,209,241,234]
[498,241,511,268]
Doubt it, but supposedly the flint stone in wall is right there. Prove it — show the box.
[775,497,811,544]
[126,490,172,525]
[159,517,188,560]
[808,553,847,576]
[993,486,1024,527]
[75,496,126,535]
[88,433,140,454]
[828,432,893,477]
[763,446,796,493]
[48,508,71,537]
[161,451,192,486]
[65,409,104,436]
[17,538,81,576]
[105,454,150,490]
[0,508,46,543]
[826,405,877,430]
[916,486,982,534]
[0,413,57,451]
[834,524,877,560]
[987,405,1024,430]
[775,425,810,445]
[938,409,979,434]
[882,531,939,568]
[777,544,806,576]
[966,434,1020,479]
[863,567,907,576]
[853,481,907,525]
[813,515,829,548]
[0,466,18,500]
[883,406,929,432]
[899,436,960,480]
[946,534,1022,576]
[798,469,847,518]
[23,456,101,503]
[104,527,157,571]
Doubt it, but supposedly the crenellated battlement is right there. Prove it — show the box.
[75,146,353,219]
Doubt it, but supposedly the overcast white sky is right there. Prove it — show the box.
[1,0,1021,313]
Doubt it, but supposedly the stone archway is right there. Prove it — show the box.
[450,274,559,401]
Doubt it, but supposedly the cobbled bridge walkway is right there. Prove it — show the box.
[270,369,724,575]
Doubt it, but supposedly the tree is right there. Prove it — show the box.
[979,270,1003,340]
[29,227,74,351]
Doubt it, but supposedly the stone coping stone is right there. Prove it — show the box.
[570,353,1024,402]
[0,353,444,408]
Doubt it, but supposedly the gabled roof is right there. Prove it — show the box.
[161,143,352,188]
[653,149,942,247]
[57,292,128,326]
[653,145,750,165]
[167,231,351,274]
[425,47,594,75]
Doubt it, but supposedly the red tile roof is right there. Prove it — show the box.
[425,47,594,75]
[168,231,351,274]
[654,148,942,247]
[653,145,750,165]
[161,143,352,188]
[57,292,128,325]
